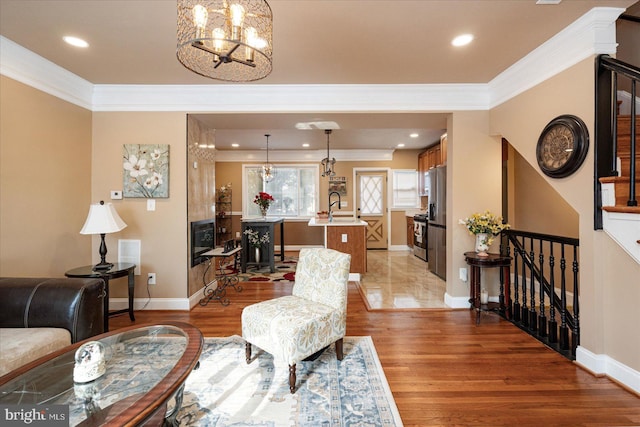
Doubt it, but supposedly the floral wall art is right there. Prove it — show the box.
[123,144,170,198]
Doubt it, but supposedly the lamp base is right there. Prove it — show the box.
[92,262,113,271]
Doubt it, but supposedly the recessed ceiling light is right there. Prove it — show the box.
[452,34,473,47]
[231,143,239,148]
[397,143,405,148]
[63,36,89,48]
[536,0,561,4]
[302,143,310,148]
[409,133,419,138]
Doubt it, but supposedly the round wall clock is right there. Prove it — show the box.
[536,115,589,178]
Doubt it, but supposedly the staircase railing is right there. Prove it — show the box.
[594,54,639,229]
[500,229,579,360]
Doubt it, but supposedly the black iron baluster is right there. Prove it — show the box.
[572,245,580,357]
[529,237,537,332]
[548,243,558,344]
[520,237,529,328]
[538,239,547,337]
[512,237,521,323]
[559,244,569,351]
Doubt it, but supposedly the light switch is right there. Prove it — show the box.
[147,199,156,211]
[341,234,348,243]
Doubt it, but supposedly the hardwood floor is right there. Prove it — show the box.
[110,255,640,426]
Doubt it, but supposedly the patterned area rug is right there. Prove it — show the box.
[221,256,297,282]
[176,335,403,426]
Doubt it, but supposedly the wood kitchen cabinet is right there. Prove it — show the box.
[418,134,447,195]
[406,216,414,248]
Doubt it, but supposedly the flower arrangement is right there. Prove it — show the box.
[253,191,275,214]
[244,228,270,247]
[218,182,231,200]
[460,210,510,237]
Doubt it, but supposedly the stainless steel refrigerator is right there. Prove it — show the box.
[427,165,446,280]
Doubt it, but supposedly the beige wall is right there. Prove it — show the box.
[0,76,92,276]
[92,112,188,301]
[491,58,640,372]
[512,149,579,237]
[448,111,503,299]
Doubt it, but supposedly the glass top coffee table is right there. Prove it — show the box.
[0,322,203,426]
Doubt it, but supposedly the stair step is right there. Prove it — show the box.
[602,205,640,214]
[618,154,640,177]
[599,176,640,207]
[617,115,640,137]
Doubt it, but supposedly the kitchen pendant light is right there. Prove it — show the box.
[261,134,276,182]
[321,129,336,178]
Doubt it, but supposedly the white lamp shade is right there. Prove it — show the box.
[80,203,127,235]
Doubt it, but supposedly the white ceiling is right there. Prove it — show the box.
[1,0,637,151]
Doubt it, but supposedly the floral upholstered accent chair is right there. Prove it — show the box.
[241,247,351,393]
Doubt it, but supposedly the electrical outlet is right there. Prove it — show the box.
[341,234,348,243]
[148,273,156,285]
[459,267,468,282]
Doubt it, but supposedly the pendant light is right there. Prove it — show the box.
[321,129,336,178]
[261,134,276,182]
[176,0,273,82]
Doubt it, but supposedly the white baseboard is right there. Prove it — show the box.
[445,293,470,308]
[575,346,640,394]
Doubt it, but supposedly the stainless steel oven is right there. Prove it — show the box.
[413,214,427,261]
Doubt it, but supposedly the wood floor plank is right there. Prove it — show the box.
[110,281,640,426]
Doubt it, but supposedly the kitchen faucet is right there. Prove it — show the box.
[328,191,341,222]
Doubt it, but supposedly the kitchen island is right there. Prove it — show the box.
[308,217,367,277]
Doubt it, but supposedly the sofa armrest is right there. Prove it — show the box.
[0,277,105,342]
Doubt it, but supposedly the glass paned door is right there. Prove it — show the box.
[356,170,387,249]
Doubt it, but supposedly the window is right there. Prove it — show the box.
[243,165,319,218]
[392,170,419,208]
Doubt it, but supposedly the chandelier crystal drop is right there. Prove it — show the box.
[261,134,276,183]
[176,0,273,82]
[321,129,336,178]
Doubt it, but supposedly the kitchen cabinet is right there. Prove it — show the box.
[406,216,414,248]
[308,218,367,274]
[418,137,446,195]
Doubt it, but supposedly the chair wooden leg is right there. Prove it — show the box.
[288,364,296,393]
[245,342,251,364]
[336,338,344,361]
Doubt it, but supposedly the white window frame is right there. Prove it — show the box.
[242,164,320,218]
[391,169,419,208]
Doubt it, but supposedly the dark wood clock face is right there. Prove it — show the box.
[536,115,589,178]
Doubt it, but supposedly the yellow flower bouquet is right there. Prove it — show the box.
[459,210,510,249]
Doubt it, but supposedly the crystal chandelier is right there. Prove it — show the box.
[261,134,276,182]
[176,0,273,82]
[321,129,336,178]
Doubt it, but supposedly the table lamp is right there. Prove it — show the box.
[80,201,127,271]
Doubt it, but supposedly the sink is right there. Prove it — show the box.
[330,218,359,223]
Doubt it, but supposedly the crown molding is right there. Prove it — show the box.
[489,7,624,108]
[215,149,394,162]
[0,7,624,113]
[0,36,94,110]
[91,83,489,112]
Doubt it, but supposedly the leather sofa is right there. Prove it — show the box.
[0,277,105,377]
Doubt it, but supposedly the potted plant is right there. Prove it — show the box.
[459,210,510,256]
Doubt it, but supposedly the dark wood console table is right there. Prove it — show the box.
[65,262,136,332]
[464,252,512,325]
[241,217,284,273]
